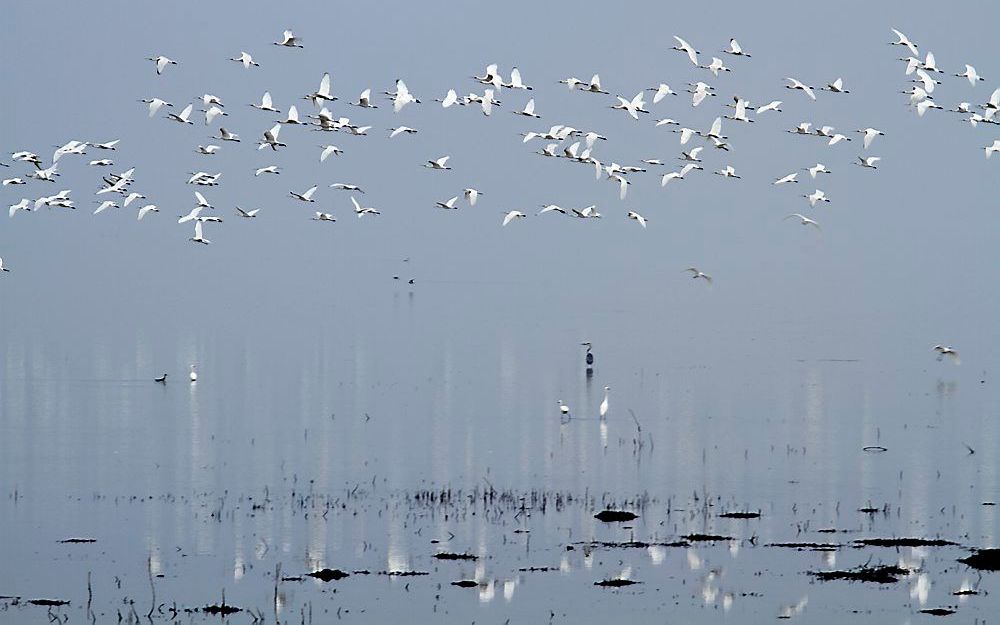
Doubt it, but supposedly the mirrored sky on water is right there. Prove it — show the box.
[2,0,1000,622]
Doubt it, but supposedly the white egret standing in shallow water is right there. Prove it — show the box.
[600,386,609,419]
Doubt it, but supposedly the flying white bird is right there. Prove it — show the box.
[806,163,831,178]
[0,257,10,273]
[438,89,459,108]
[320,145,343,161]
[392,79,419,112]
[715,165,740,179]
[822,78,849,93]
[201,94,223,107]
[956,64,984,85]
[685,268,712,283]
[627,211,647,228]
[89,159,113,166]
[463,188,482,206]
[502,210,525,226]
[92,139,120,150]
[701,57,731,77]
[330,183,364,193]
[756,100,783,114]
[312,212,336,222]
[166,103,194,124]
[774,172,798,185]
[197,145,221,155]
[218,127,240,142]
[985,140,1000,159]
[9,199,30,217]
[204,105,227,125]
[274,29,303,48]
[351,88,378,108]
[231,51,259,68]
[856,156,881,169]
[649,83,677,103]
[290,185,318,202]
[513,98,540,118]
[251,91,280,112]
[785,77,816,100]
[436,196,460,210]
[137,204,159,220]
[148,55,177,75]
[258,124,285,150]
[189,221,210,244]
[501,66,530,90]
[672,36,700,66]
[2,178,25,186]
[350,196,379,217]
[255,165,280,176]
[425,156,452,170]
[933,345,960,364]
[723,39,751,57]
[305,73,335,106]
[538,204,566,215]
[858,127,884,149]
[123,192,145,208]
[141,98,172,117]
[804,189,830,206]
[890,28,919,56]
[235,206,259,218]
[178,206,204,224]
[785,213,821,229]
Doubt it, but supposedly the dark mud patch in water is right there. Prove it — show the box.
[684,533,734,542]
[594,510,638,522]
[306,568,350,582]
[433,552,478,561]
[855,538,957,547]
[719,511,761,519]
[959,549,1000,571]
[810,564,908,583]
[595,579,640,587]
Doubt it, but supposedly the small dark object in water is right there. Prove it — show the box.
[519,566,557,572]
[810,564,907,583]
[28,599,69,607]
[984,502,997,506]
[862,446,887,452]
[684,533,734,542]
[595,579,639,587]
[202,603,241,616]
[433,552,478,561]
[281,576,304,582]
[306,568,350,582]
[920,608,956,616]
[858,506,880,514]
[380,571,429,576]
[352,570,371,575]
[768,542,841,550]
[719,511,761,519]
[58,538,96,543]
[952,588,979,596]
[594,510,638,522]
[451,580,478,588]
[154,373,167,383]
[959,549,1000,571]
[856,538,957,548]
[585,540,690,549]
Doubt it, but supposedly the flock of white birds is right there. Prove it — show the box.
[0,27,996,362]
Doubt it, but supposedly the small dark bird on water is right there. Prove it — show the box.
[581,342,594,366]
[154,373,168,383]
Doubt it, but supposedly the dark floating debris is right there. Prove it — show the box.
[594,510,638,522]
[862,446,888,452]
[810,564,908,583]
[58,538,96,544]
[281,576,304,582]
[858,506,882,514]
[450,580,478,588]
[201,603,241,616]
[27,599,69,607]
[595,579,639,587]
[306,568,350,582]
[584,540,689,550]
[719,511,761,519]
[519,566,558,572]
[768,542,841,551]
[433,552,478,561]
[856,538,957,547]
[959,549,1000,571]
[380,571,429,577]
[920,608,956,616]
[684,533,734,542]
